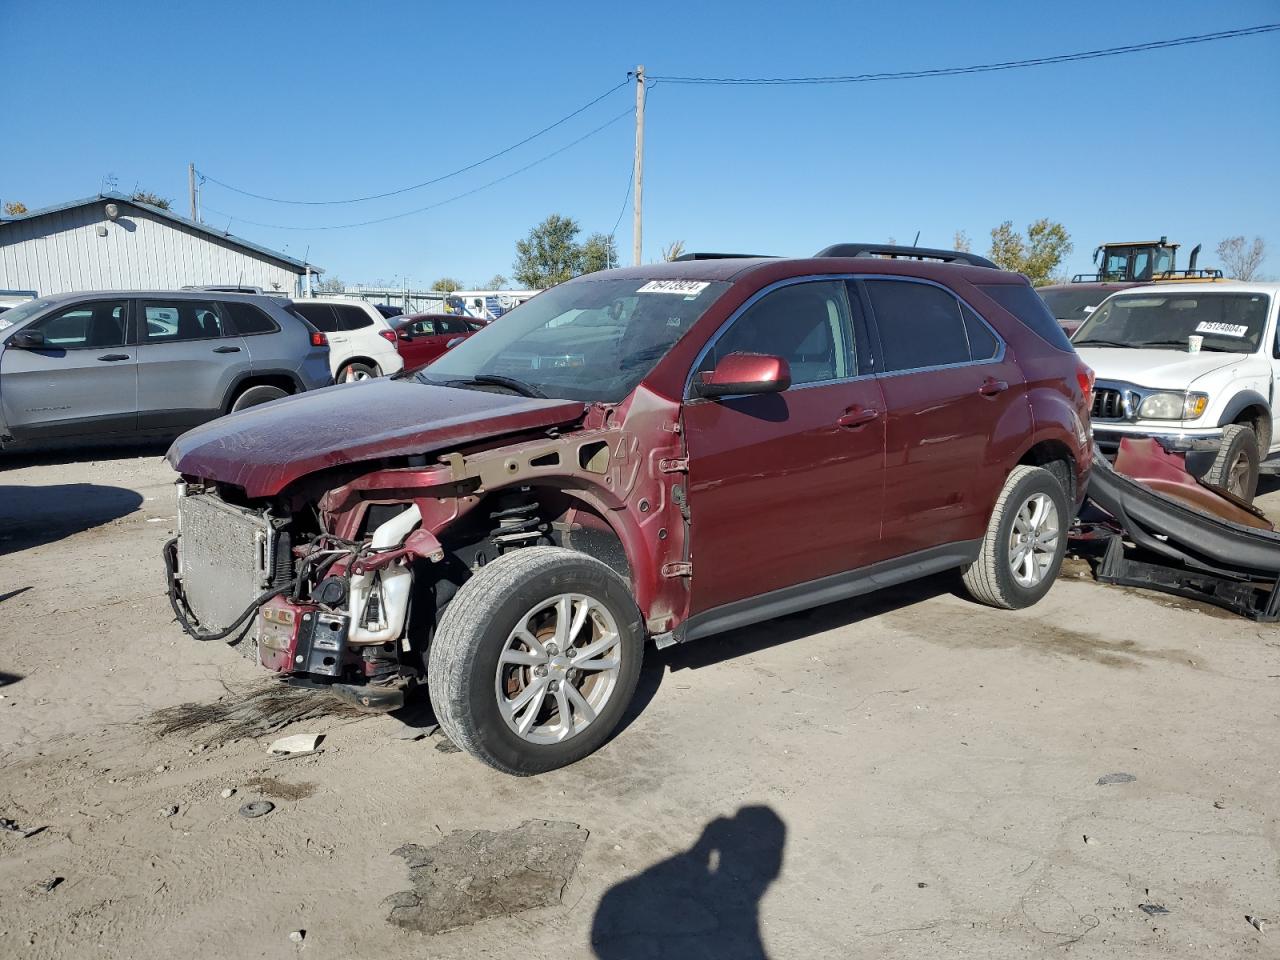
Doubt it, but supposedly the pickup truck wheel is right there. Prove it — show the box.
[1203,424,1259,502]
[340,361,378,382]
[961,465,1068,610]
[229,384,288,412]
[427,546,644,775]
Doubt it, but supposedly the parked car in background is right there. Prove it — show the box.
[167,242,1092,774]
[1037,281,1136,336]
[374,303,404,319]
[0,290,331,449]
[287,297,404,381]
[1072,281,1278,501]
[391,313,475,368]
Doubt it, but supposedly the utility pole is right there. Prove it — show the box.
[632,65,645,266]
[188,163,198,222]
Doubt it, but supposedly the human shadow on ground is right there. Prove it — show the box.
[0,483,143,554]
[591,805,786,959]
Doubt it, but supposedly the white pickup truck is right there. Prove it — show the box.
[1072,281,1279,502]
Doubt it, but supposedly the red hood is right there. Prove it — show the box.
[166,379,587,497]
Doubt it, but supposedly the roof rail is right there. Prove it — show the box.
[672,252,776,261]
[815,243,998,271]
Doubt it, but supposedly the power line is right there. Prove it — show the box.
[202,107,634,231]
[650,23,1280,84]
[200,78,630,205]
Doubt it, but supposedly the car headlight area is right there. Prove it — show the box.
[1138,391,1209,420]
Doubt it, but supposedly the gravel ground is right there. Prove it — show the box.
[1,444,1278,959]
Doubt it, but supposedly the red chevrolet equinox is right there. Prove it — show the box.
[166,244,1094,774]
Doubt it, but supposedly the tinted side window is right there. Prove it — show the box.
[142,300,225,343]
[978,282,1075,352]
[292,302,339,333]
[410,319,436,336]
[441,318,468,335]
[865,280,969,371]
[222,301,279,335]
[30,301,127,349]
[961,304,999,360]
[336,305,374,330]
[702,280,855,386]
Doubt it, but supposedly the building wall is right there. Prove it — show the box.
[0,203,304,296]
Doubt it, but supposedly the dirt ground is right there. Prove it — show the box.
[1,444,1278,959]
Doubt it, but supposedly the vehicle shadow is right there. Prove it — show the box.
[590,805,786,959]
[0,671,21,688]
[660,574,953,672]
[0,437,171,470]
[0,483,144,555]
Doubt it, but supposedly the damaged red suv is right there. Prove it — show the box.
[166,244,1093,774]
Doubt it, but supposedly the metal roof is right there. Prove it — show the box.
[0,192,321,274]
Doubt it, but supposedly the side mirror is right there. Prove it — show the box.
[397,330,413,341]
[693,352,791,398]
[11,330,45,349]
[445,337,466,350]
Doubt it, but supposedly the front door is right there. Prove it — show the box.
[683,279,887,615]
[859,278,1029,557]
[0,298,137,440]
[135,298,251,430]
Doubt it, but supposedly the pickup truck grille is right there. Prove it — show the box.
[1092,388,1124,420]
[176,493,274,633]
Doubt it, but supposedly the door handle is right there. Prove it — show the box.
[978,378,1009,397]
[213,345,242,353]
[837,407,881,429]
[97,353,130,361]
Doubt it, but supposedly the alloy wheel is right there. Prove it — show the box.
[1008,492,1060,588]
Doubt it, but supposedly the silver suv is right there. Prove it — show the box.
[0,290,332,448]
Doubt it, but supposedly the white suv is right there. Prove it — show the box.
[288,298,403,381]
[1073,281,1279,501]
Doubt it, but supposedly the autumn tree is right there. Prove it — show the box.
[581,233,619,274]
[661,240,686,262]
[431,277,464,292]
[131,190,171,210]
[314,276,345,294]
[1216,236,1266,281]
[952,230,971,253]
[3,200,28,216]
[513,214,586,288]
[483,274,509,290]
[987,219,1072,286]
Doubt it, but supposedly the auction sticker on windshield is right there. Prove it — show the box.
[1196,321,1249,337]
[637,280,710,299]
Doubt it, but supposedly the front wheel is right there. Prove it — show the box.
[427,547,644,775]
[1202,423,1259,503]
[961,465,1069,610]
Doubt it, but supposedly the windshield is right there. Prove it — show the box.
[1038,287,1112,321]
[416,277,730,401]
[1073,292,1271,353]
[0,299,55,332]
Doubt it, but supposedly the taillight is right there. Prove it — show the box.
[1076,363,1094,404]
[311,332,328,347]
[379,329,397,343]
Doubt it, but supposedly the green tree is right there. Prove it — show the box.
[581,233,619,274]
[987,219,1072,286]
[1216,236,1266,281]
[431,277,464,293]
[513,214,584,288]
[3,200,28,216]
[131,190,171,210]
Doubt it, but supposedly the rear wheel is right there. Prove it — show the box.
[428,547,644,775]
[340,361,378,382]
[1203,423,1259,502]
[229,384,288,412]
[962,465,1069,610]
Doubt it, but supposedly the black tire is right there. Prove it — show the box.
[1203,423,1259,503]
[229,384,288,412]
[961,465,1069,610]
[339,361,378,383]
[427,546,644,775]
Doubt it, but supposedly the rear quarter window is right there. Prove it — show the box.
[222,301,279,335]
[336,305,374,330]
[291,302,339,333]
[978,283,1075,353]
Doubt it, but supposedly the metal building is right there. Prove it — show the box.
[0,193,321,297]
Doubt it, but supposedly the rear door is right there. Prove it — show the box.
[683,278,887,614]
[135,298,251,430]
[860,278,1027,557]
[1,298,137,440]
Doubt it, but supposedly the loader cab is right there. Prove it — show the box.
[1096,240,1178,282]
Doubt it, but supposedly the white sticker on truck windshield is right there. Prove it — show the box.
[1195,321,1249,337]
[637,280,709,298]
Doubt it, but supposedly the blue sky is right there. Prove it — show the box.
[3,0,1278,285]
